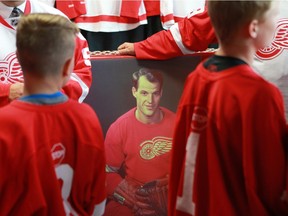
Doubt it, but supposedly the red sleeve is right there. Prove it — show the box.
[135,7,217,60]
[135,29,183,60]
[0,83,11,107]
[62,33,92,103]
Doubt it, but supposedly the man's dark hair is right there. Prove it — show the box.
[132,68,163,90]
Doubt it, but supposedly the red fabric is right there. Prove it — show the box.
[55,0,86,19]
[74,14,146,24]
[104,200,134,216]
[120,0,142,18]
[135,30,182,60]
[105,107,175,185]
[61,35,92,101]
[178,8,216,51]
[0,84,10,107]
[0,100,106,215]
[106,172,123,196]
[135,7,216,60]
[144,0,160,17]
[168,61,288,216]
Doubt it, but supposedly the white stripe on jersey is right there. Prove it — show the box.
[170,23,195,55]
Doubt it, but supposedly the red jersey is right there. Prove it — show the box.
[55,0,86,19]
[0,100,106,215]
[169,59,288,216]
[144,0,160,17]
[105,107,175,195]
[135,7,216,60]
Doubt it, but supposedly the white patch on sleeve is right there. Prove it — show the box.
[170,23,195,55]
[92,199,106,216]
[70,73,89,103]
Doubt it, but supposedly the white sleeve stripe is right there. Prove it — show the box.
[70,73,89,103]
[92,199,106,216]
[170,23,195,55]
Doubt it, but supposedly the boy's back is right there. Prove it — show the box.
[171,57,287,215]
[169,1,288,216]
[0,13,107,215]
[0,99,106,215]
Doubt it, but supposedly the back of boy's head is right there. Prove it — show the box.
[16,13,79,77]
[208,0,272,44]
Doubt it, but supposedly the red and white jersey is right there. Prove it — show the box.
[105,107,175,195]
[72,0,205,32]
[144,0,160,17]
[0,0,92,106]
[73,0,147,32]
[135,6,215,60]
[169,60,288,216]
[160,0,205,29]
[135,2,288,119]
[0,99,106,215]
[252,0,288,120]
[41,0,87,19]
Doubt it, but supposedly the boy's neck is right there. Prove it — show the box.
[216,41,255,65]
[23,76,63,96]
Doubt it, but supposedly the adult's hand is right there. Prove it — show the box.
[117,42,136,56]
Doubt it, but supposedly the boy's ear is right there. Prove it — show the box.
[16,50,19,59]
[61,57,74,86]
[249,19,259,39]
[62,57,73,78]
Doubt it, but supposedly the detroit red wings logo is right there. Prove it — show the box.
[51,143,66,166]
[140,136,172,160]
[0,52,23,84]
[191,106,208,132]
[256,18,288,60]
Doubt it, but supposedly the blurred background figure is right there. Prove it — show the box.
[0,0,92,107]
[45,0,205,51]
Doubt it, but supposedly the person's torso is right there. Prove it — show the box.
[0,100,105,215]
[173,58,287,215]
[110,107,175,183]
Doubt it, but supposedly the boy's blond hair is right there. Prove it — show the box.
[16,13,79,77]
[208,0,271,44]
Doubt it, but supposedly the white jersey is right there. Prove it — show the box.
[73,0,147,32]
[0,0,91,104]
[161,0,206,29]
[73,0,206,32]
[253,0,288,119]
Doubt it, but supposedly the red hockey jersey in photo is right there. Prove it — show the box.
[105,107,175,195]
[169,61,288,216]
[0,100,106,215]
